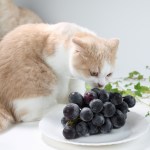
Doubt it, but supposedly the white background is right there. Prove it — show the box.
[13,0,150,77]
[1,1,150,150]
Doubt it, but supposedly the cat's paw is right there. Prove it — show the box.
[0,109,14,133]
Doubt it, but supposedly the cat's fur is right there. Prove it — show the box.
[0,0,42,40]
[0,22,119,132]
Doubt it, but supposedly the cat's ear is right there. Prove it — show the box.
[72,38,87,50]
[107,38,119,53]
[72,38,88,59]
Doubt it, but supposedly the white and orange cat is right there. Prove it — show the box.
[0,22,119,132]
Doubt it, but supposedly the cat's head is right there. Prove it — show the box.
[70,32,119,88]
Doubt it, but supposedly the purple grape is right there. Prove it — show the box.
[76,121,89,137]
[98,90,109,103]
[100,118,112,133]
[63,125,76,139]
[116,101,129,114]
[92,114,105,127]
[109,92,123,105]
[111,110,126,128]
[84,91,97,104]
[123,95,136,108]
[63,103,80,120]
[80,107,93,122]
[91,88,101,97]
[69,92,84,107]
[103,102,116,117]
[89,99,103,113]
[87,122,99,135]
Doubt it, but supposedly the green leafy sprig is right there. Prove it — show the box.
[86,66,150,116]
[104,67,150,116]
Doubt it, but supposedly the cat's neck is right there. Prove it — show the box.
[45,44,72,78]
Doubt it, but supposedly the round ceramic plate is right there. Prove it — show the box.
[39,104,149,146]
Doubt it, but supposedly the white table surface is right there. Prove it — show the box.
[1,102,150,150]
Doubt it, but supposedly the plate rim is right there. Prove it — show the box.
[39,104,150,146]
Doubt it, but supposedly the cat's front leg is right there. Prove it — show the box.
[69,79,86,95]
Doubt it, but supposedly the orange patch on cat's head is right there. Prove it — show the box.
[70,32,119,86]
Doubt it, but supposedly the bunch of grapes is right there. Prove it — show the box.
[61,88,136,139]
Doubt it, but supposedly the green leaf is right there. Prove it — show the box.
[129,71,140,78]
[122,89,135,96]
[104,83,112,92]
[137,75,143,80]
[113,81,119,86]
[134,82,141,90]
[134,82,150,94]
[111,88,120,93]
[125,83,133,87]
[140,86,150,93]
[127,71,144,80]
[134,90,142,97]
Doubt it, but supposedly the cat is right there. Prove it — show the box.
[0,0,42,40]
[0,22,119,132]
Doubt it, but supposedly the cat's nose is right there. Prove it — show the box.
[98,83,104,88]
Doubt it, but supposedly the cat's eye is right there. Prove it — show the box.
[107,73,112,77]
[90,71,99,77]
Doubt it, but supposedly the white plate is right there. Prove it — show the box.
[39,104,150,146]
